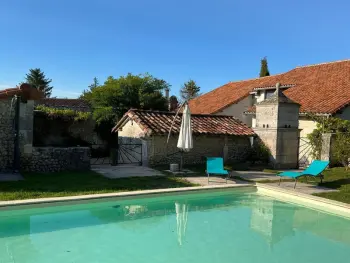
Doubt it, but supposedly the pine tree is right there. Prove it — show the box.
[259,57,270,77]
[25,68,53,97]
[180,79,201,102]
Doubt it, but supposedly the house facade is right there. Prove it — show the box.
[189,59,350,166]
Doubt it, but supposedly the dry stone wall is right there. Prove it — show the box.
[22,147,91,172]
[0,99,15,172]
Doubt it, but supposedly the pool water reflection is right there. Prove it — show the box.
[0,189,350,263]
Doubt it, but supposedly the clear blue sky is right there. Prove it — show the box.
[1,0,350,98]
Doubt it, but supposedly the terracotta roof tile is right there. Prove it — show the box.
[35,98,91,112]
[189,59,350,115]
[0,84,43,100]
[113,109,255,136]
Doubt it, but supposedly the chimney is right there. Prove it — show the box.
[165,87,170,109]
[169,96,179,111]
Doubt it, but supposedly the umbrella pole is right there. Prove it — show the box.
[180,151,183,171]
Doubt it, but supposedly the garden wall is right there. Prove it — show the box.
[33,113,104,147]
[22,147,91,172]
[0,99,15,171]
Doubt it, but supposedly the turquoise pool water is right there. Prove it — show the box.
[1,188,350,263]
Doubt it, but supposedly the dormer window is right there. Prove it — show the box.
[266,89,275,99]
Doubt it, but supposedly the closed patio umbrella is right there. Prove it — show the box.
[177,104,193,170]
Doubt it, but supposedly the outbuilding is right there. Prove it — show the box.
[113,109,255,166]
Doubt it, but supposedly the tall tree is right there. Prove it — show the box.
[89,77,99,90]
[25,68,53,97]
[180,79,201,101]
[80,77,100,100]
[259,57,270,77]
[82,73,170,124]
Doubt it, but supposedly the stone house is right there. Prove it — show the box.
[113,109,255,166]
[0,85,90,173]
[189,59,350,166]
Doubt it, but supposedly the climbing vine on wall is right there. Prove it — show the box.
[307,115,350,167]
[35,105,91,121]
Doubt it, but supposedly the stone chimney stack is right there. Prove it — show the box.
[165,87,170,110]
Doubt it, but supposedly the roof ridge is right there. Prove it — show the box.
[39,98,84,100]
[295,59,350,69]
[130,109,241,118]
[229,72,286,84]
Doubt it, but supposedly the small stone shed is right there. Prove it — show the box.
[113,109,255,166]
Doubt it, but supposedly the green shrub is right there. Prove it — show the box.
[248,138,270,164]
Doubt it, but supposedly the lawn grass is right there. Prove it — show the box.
[256,167,350,204]
[0,171,197,201]
[314,167,350,203]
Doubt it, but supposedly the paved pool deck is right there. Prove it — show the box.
[181,173,338,195]
[92,164,164,179]
[91,165,338,196]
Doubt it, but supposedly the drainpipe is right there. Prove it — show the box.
[13,95,21,172]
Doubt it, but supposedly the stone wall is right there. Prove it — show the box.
[0,99,15,171]
[22,147,91,172]
[34,114,104,147]
[19,100,35,161]
[147,135,251,166]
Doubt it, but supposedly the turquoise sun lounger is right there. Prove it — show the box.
[206,157,230,184]
[278,160,329,188]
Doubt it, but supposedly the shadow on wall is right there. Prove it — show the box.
[33,112,100,147]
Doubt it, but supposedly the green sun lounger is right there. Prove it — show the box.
[278,160,329,188]
[206,157,230,184]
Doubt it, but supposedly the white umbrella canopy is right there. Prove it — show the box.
[177,104,193,152]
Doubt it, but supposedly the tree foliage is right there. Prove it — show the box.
[180,79,201,102]
[89,77,99,90]
[80,77,100,100]
[333,133,350,169]
[259,57,270,77]
[248,138,271,164]
[25,68,53,97]
[82,73,170,125]
[307,115,350,168]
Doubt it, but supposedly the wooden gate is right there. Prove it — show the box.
[116,137,143,165]
[298,137,313,168]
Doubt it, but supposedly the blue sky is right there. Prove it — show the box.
[1,0,349,98]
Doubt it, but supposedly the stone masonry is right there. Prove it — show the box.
[1,94,91,173]
[148,135,251,166]
[22,147,91,172]
[253,83,300,169]
[0,99,15,171]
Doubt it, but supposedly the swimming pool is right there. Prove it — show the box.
[1,188,350,263]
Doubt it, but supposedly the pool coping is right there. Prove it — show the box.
[0,183,254,207]
[256,183,350,218]
[1,182,350,219]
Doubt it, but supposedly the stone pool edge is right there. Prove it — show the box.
[0,183,253,207]
[256,183,350,218]
[1,183,350,219]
